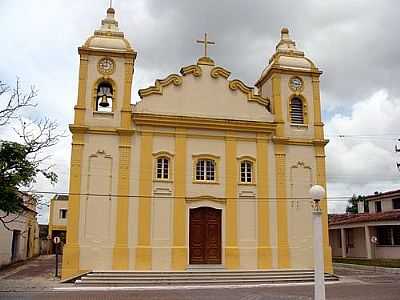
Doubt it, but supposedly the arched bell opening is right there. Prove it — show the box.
[96,82,113,112]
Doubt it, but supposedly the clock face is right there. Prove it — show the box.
[98,57,115,75]
[289,76,303,92]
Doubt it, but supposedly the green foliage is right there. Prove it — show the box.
[0,141,57,213]
[346,194,367,214]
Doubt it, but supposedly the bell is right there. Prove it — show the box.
[99,95,110,107]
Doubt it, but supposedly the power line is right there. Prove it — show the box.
[22,190,356,202]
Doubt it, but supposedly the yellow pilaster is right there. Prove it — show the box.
[256,134,272,269]
[272,74,290,268]
[275,143,290,268]
[113,58,134,270]
[73,54,88,126]
[312,75,333,273]
[61,133,84,279]
[225,137,239,269]
[135,132,153,269]
[112,135,132,269]
[171,129,187,269]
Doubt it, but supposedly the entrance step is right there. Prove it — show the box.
[75,270,339,286]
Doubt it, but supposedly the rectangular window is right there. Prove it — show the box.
[195,159,216,182]
[376,226,392,245]
[156,157,169,180]
[393,226,400,245]
[375,201,382,213]
[59,209,67,219]
[392,198,400,210]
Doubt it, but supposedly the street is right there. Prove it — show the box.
[1,256,400,299]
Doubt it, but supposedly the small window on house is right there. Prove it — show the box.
[156,157,169,180]
[392,198,400,210]
[59,209,67,219]
[290,97,304,124]
[96,82,113,112]
[195,159,216,182]
[377,226,392,245]
[375,201,382,213]
[240,160,253,183]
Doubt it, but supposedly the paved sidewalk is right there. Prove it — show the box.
[0,255,70,292]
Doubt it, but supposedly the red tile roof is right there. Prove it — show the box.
[329,210,400,226]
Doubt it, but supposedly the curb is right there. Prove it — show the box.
[334,262,400,274]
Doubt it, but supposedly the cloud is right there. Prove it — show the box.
[1,0,400,219]
[326,90,400,212]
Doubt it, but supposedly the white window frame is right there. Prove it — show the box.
[240,160,253,183]
[156,156,169,180]
[195,159,216,182]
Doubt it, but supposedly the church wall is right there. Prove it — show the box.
[79,133,119,270]
[151,134,175,270]
[267,140,278,268]
[236,140,257,269]
[285,144,316,269]
[128,132,140,269]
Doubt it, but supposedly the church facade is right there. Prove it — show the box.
[62,7,332,279]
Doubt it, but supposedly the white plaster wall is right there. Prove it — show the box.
[186,137,225,199]
[134,64,273,122]
[51,200,69,227]
[286,145,315,268]
[0,210,39,267]
[329,229,342,257]
[347,227,367,258]
[376,246,400,259]
[79,133,119,270]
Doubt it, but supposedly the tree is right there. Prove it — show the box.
[346,194,367,214]
[0,78,63,229]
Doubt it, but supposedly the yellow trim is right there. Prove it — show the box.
[112,135,132,269]
[135,132,153,269]
[138,74,183,98]
[180,65,202,77]
[186,195,226,204]
[153,151,174,182]
[121,60,134,129]
[61,133,84,279]
[288,94,308,125]
[257,134,272,268]
[225,138,239,269]
[171,129,187,269]
[229,80,270,110]
[312,75,332,272]
[73,55,88,125]
[272,75,284,137]
[78,47,136,59]
[275,143,290,268]
[133,113,277,133]
[210,66,231,79]
[237,156,256,185]
[192,154,220,184]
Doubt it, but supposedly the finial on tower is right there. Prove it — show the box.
[107,0,115,14]
[280,27,289,40]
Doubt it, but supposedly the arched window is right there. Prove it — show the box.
[290,97,304,124]
[156,157,169,180]
[196,159,216,181]
[240,160,253,183]
[96,82,113,112]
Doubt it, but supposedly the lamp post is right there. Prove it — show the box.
[309,185,326,300]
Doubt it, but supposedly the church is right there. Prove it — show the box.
[62,6,332,279]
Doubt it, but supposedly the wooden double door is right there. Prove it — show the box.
[189,207,222,264]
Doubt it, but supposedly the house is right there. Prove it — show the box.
[48,194,68,252]
[62,6,332,279]
[0,192,40,268]
[329,189,400,259]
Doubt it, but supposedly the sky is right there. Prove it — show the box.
[0,0,399,223]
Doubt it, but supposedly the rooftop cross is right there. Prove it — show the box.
[196,33,215,58]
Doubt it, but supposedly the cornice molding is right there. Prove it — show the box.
[78,47,136,59]
[228,80,271,111]
[133,113,276,133]
[210,66,231,79]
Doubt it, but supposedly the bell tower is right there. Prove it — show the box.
[62,6,136,279]
[255,28,332,272]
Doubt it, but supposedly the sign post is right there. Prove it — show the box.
[53,236,61,278]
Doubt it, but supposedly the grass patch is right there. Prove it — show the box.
[333,257,400,268]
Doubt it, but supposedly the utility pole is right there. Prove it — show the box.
[395,139,400,171]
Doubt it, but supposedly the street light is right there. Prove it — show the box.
[309,185,326,300]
